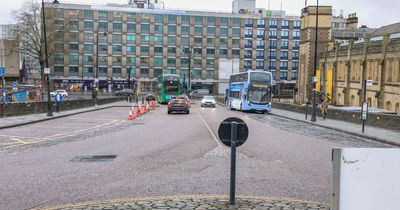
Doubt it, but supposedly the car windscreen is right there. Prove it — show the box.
[203,96,214,99]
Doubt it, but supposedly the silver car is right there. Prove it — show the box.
[201,95,216,107]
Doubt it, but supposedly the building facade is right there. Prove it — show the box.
[0,24,20,84]
[45,2,300,93]
[322,23,400,114]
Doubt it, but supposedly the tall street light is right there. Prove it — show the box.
[95,24,107,107]
[311,0,319,122]
[41,0,52,117]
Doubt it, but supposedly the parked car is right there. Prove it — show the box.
[50,90,68,98]
[115,89,133,96]
[201,95,216,107]
[145,93,156,101]
[168,97,190,114]
[189,89,210,98]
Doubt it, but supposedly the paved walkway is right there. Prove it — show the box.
[0,101,133,129]
[40,195,329,210]
[270,108,400,146]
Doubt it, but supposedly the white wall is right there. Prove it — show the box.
[218,58,239,80]
[334,148,400,210]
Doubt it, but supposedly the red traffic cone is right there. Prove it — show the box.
[128,108,134,120]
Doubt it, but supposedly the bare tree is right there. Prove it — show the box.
[11,0,68,87]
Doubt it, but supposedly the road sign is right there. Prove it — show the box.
[0,67,5,77]
[12,81,18,91]
[366,80,373,86]
[361,101,368,120]
[218,117,249,147]
[44,68,50,74]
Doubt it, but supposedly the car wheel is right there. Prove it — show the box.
[168,110,172,114]
[186,110,190,114]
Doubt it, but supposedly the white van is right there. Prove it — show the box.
[190,89,210,98]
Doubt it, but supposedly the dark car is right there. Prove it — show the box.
[115,89,133,96]
[145,93,156,101]
[168,98,190,114]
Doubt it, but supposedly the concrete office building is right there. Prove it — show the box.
[44,1,300,94]
[0,24,20,84]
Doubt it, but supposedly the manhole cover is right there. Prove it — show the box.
[70,155,117,162]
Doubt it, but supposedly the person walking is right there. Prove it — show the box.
[320,99,329,119]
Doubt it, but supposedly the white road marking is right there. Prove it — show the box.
[196,108,222,147]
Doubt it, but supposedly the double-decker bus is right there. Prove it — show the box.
[227,70,273,113]
[153,74,181,103]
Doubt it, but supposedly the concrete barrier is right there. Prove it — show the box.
[0,97,123,118]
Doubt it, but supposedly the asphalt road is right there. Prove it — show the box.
[0,102,392,209]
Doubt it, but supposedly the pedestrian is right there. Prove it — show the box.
[320,99,329,119]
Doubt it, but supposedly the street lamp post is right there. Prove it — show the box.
[311,0,319,122]
[95,24,107,107]
[41,0,53,117]
[188,45,192,92]
[127,66,131,89]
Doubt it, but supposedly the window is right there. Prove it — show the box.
[99,67,107,74]
[154,47,163,55]
[98,56,107,63]
[232,28,241,37]
[181,15,190,24]
[127,67,136,76]
[207,38,214,45]
[195,16,203,25]
[280,51,288,59]
[194,37,202,44]
[167,68,176,74]
[281,40,289,48]
[294,21,301,28]
[70,55,79,63]
[127,23,136,32]
[127,45,135,53]
[155,25,163,34]
[84,10,93,19]
[69,43,79,51]
[257,29,265,36]
[55,66,64,75]
[280,61,288,69]
[154,36,163,44]
[281,30,289,38]
[168,25,177,34]
[292,61,298,69]
[207,17,216,25]
[220,17,228,26]
[141,57,149,65]
[113,22,122,32]
[220,28,228,37]
[245,29,253,36]
[181,37,189,45]
[181,26,190,35]
[206,48,215,55]
[154,69,163,78]
[69,32,79,41]
[141,46,149,54]
[245,19,253,26]
[232,39,240,46]
[219,49,227,56]
[281,20,289,27]
[280,71,288,80]
[84,32,93,42]
[220,38,227,46]
[141,13,150,22]
[112,67,122,74]
[141,24,150,33]
[154,57,163,66]
[269,19,277,26]
[55,9,64,18]
[54,54,64,62]
[269,40,277,47]
[293,31,300,38]
[127,56,136,64]
[83,21,93,31]
[206,70,215,79]
[168,36,176,45]
[194,27,203,35]
[99,21,108,30]
[257,19,265,26]
[141,35,150,44]
[167,58,176,65]
[83,55,93,63]
[232,49,240,56]
[69,66,79,74]
[127,13,136,22]
[269,30,277,37]
[98,44,108,53]
[98,11,108,20]
[84,44,93,53]
[111,34,121,44]
[292,71,298,80]
[168,15,177,23]
[232,18,241,27]
[167,47,176,54]
[206,59,215,67]
[151,14,162,23]
[54,19,64,28]
[112,56,122,64]
[113,12,122,21]
[207,27,216,35]
[127,34,136,42]
[68,10,78,19]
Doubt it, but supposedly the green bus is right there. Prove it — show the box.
[153,74,181,103]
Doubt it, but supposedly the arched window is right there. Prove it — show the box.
[386,101,392,111]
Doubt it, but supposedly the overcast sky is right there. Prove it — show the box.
[1,0,399,28]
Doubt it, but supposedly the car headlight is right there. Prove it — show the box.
[201,100,206,103]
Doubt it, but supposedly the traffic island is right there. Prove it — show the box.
[41,195,329,210]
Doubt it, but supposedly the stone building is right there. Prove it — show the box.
[322,23,400,114]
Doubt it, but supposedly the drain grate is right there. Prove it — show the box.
[70,155,117,162]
